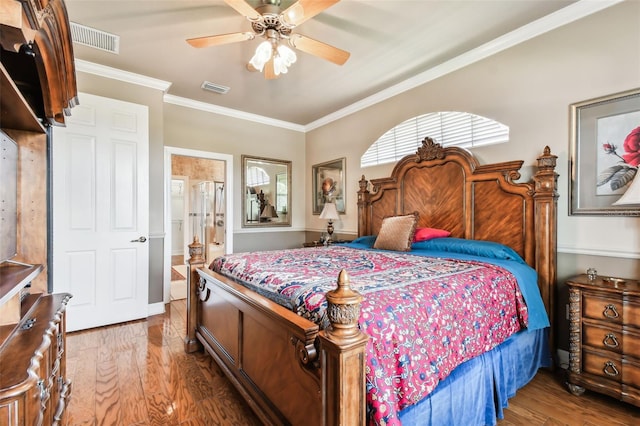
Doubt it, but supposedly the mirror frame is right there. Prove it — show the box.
[241,155,292,228]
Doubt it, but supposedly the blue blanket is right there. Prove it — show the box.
[344,236,550,330]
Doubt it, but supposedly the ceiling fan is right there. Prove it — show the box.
[187,0,350,79]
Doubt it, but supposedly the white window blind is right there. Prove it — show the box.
[246,166,270,186]
[361,112,509,167]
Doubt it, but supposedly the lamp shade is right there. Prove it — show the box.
[613,176,640,206]
[319,202,339,220]
[249,41,273,72]
[260,204,278,219]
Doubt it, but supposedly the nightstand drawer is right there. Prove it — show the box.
[583,348,622,382]
[624,301,640,329]
[623,358,640,388]
[583,293,623,324]
[583,322,623,353]
[625,329,640,356]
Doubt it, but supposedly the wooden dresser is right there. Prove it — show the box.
[566,274,640,406]
[0,0,77,424]
[0,293,72,425]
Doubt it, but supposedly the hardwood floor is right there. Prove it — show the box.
[64,299,261,425]
[63,300,640,425]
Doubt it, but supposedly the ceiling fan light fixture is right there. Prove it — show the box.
[277,44,296,66]
[273,44,296,75]
[189,0,348,78]
[249,40,273,72]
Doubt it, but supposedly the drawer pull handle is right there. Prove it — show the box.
[603,333,619,348]
[37,379,49,401]
[603,304,619,319]
[603,361,619,377]
[21,318,36,330]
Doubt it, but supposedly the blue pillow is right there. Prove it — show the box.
[411,237,526,264]
[345,235,377,248]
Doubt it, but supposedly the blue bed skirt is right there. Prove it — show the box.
[398,327,551,426]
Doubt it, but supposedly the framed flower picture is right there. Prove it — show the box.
[569,88,640,216]
[312,158,346,214]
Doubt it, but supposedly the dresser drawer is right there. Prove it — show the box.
[583,293,623,324]
[623,358,640,389]
[583,322,623,354]
[583,348,622,383]
[624,300,640,329]
[625,329,640,358]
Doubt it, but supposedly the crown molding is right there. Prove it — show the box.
[304,0,623,131]
[163,95,306,132]
[75,59,172,91]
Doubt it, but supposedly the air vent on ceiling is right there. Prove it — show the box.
[70,22,120,54]
[201,81,230,95]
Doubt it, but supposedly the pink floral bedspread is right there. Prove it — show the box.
[210,246,528,425]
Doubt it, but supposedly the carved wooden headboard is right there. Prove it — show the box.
[357,138,559,334]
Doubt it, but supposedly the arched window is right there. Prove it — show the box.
[361,112,509,167]
[246,166,270,187]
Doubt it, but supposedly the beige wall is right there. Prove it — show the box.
[305,1,640,352]
[164,104,305,241]
[307,1,640,265]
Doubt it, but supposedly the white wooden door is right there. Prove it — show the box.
[52,93,149,332]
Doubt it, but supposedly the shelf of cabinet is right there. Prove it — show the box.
[0,262,42,304]
[0,63,44,133]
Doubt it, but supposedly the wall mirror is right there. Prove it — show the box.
[242,155,291,227]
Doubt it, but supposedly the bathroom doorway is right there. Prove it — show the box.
[164,147,233,304]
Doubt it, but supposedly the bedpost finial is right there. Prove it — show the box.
[537,146,558,172]
[325,270,363,341]
[358,175,369,194]
[188,235,205,264]
[534,146,559,197]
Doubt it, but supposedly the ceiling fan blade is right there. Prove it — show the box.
[264,57,279,80]
[187,32,254,48]
[224,0,261,20]
[281,0,340,27]
[289,34,350,65]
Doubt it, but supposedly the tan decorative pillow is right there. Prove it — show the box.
[373,212,419,251]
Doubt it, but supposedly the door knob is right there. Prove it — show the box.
[130,236,147,243]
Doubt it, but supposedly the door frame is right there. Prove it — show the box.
[163,147,233,304]
[170,175,190,260]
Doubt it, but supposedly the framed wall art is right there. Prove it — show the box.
[569,88,640,216]
[312,158,346,214]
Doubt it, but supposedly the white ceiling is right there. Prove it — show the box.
[66,0,615,129]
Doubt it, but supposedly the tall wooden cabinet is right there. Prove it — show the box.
[0,0,77,424]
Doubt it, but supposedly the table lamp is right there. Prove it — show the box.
[260,203,278,222]
[319,202,339,243]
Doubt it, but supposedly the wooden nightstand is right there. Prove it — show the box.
[303,240,353,248]
[566,274,640,407]
[303,242,324,248]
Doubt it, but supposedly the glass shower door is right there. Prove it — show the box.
[190,181,225,263]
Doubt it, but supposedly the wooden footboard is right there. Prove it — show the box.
[184,240,368,425]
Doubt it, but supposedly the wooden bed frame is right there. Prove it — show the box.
[184,138,559,425]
